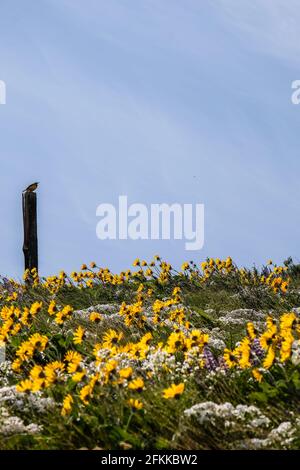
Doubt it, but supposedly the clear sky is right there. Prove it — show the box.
[0,0,300,278]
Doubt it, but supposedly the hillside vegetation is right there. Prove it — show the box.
[0,256,300,449]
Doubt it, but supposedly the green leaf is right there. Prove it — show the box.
[291,371,300,389]
[249,391,268,403]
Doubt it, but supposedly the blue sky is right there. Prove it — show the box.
[0,0,300,277]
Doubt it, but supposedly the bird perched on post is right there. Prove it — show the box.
[23,182,39,193]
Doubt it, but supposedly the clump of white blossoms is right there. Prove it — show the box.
[207,337,226,351]
[218,309,265,328]
[175,400,300,449]
[291,340,300,365]
[0,361,16,386]
[141,348,176,375]
[74,303,120,320]
[0,407,42,436]
[0,385,55,414]
[266,421,297,448]
[183,402,270,429]
[240,421,299,449]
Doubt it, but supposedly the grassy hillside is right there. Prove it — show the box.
[0,256,300,450]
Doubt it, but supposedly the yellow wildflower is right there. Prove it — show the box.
[65,350,82,368]
[280,312,297,331]
[44,361,65,385]
[61,394,73,416]
[280,329,294,362]
[12,358,22,372]
[30,301,43,315]
[16,379,33,393]
[29,365,45,381]
[79,384,93,405]
[48,300,57,315]
[29,333,48,351]
[246,322,257,340]
[16,342,34,361]
[102,329,123,349]
[128,399,143,410]
[119,367,133,379]
[73,326,85,345]
[128,377,145,392]
[263,346,276,369]
[31,378,45,392]
[89,312,102,323]
[252,368,263,382]
[163,383,184,399]
[72,370,86,382]
[281,281,288,293]
[224,348,238,368]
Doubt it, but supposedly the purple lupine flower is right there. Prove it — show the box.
[218,355,227,369]
[251,338,265,365]
[203,346,218,371]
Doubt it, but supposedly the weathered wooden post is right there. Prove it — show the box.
[22,191,38,272]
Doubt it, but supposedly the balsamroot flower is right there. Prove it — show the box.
[163,383,185,399]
